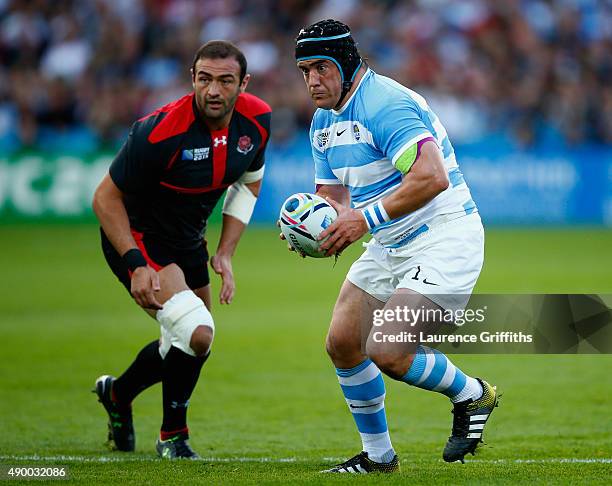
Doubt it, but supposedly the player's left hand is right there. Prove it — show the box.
[318,197,368,256]
[210,253,235,304]
[277,219,305,257]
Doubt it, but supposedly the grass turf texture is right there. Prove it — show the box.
[0,225,610,484]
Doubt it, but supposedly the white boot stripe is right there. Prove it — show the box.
[469,424,485,431]
[471,414,489,421]
[467,432,482,439]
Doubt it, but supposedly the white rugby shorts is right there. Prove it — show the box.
[347,212,484,311]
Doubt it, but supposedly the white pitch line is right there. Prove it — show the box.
[1,455,611,465]
[0,455,299,464]
[464,458,612,464]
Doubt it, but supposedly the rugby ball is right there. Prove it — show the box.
[279,193,337,258]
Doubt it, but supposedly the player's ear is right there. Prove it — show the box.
[190,68,196,89]
[239,74,251,93]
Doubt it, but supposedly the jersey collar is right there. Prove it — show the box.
[331,68,371,116]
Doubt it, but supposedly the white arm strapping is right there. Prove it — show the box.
[222,181,258,224]
[222,166,263,224]
[239,165,264,184]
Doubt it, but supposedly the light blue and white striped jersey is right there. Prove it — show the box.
[310,69,477,248]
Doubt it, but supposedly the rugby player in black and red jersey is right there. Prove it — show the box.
[91,41,271,459]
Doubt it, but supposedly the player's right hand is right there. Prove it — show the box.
[130,266,163,310]
[277,219,305,258]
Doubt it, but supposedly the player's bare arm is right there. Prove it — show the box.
[316,184,350,206]
[92,174,162,310]
[318,142,449,256]
[212,179,261,304]
[380,141,449,218]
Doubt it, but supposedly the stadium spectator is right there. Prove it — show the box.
[0,0,610,149]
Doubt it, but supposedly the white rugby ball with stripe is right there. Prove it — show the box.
[279,193,337,258]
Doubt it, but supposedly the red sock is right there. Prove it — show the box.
[160,427,189,441]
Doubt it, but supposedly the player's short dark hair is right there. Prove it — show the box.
[192,41,247,81]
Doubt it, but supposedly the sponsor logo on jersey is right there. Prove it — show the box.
[316,130,330,148]
[237,135,254,154]
[213,136,227,147]
[182,147,210,161]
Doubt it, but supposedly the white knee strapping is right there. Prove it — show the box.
[156,290,214,358]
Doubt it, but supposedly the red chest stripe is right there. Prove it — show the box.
[211,127,229,188]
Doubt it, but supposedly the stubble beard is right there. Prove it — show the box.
[199,91,239,120]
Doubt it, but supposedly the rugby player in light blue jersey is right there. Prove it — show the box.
[292,19,499,473]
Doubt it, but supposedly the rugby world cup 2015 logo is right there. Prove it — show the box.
[316,130,330,148]
[182,147,210,161]
[237,135,254,154]
[353,124,361,141]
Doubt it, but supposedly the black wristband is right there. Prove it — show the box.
[122,248,147,272]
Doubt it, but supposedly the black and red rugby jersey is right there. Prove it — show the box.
[109,92,271,251]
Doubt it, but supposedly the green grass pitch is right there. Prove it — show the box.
[0,225,611,484]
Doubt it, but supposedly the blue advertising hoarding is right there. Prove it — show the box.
[255,137,612,226]
[1,138,611,226]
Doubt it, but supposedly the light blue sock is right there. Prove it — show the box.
[336,359,395,463]
[402,345,482,403]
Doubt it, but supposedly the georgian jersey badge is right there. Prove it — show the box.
[237,135,254,154]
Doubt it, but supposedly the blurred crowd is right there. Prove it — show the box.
[0,0,610,152]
